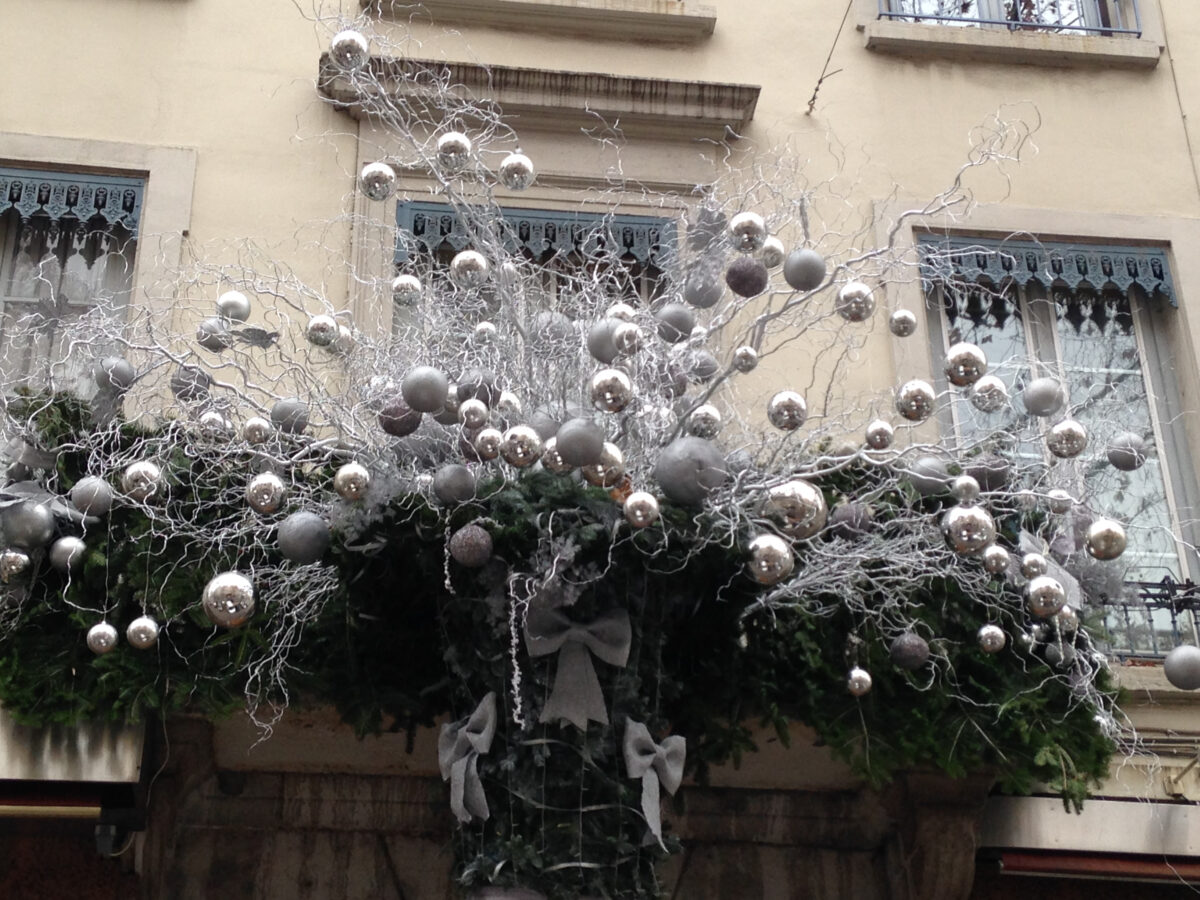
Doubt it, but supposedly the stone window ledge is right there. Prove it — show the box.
[364,0,716,42]
[863,18,1161,69]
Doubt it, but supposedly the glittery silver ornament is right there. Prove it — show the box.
[654,436,727,506]
[449,250,489,289]
[687,404,722,439]
[847,667,873,697]
[202,571,256,627]
[1164,645,1200,690]
[890,632,930,670]
[969,375,1008,413]
[436,131,472,174]
[1,501,53,549]
[941,505,996,556]
[246,472,287,515]
[977,624,1006,654]
[94,356,136,392]
[271,398,310,434]
[1022,377,1066,417]
[305,314,339,347]
[433,464,476,503]
[170,365,212,402]
[449,524,492,567]
[767,391,807,431]
[392,273,422,306]
[1047,488,1074,514]
[1026,575,1066,617]
[329,29,370,71]
[199,411,232,434]
[1021,553,1048,578]
[655,303,695,344]
[540,437,573,474]
[895,380,936,422]
[732,346,759,373]
[196,316,233,352]
[70,476,113,516]
[862,419,893,450]
[943,342,988,387]
[760,235,785,269]
[333,463,370,501]
[473,427,503,461]
[725,257,769,298]
[458,398,489,430]
[1054,605,1079,635]
[126,615,159,650]
[1107,432,1146,471]
[0,548,29,583]
[496,391,522,420]
[623,491,660,528]
[590,368,633,413]
[729,211,767,253]
[835,281,875,323]
[581,442,625,487]
[49,536,86,573]
[1086,518,1126,561]
[1046,419,1087,459]
[746,534,794,585]
[762,479,827,539]
[359,162,397,201]
[277,512,331,565]
[472,321,497,344]
[783,248,826,292]
[612,322,643,356]
[87,622,119,655]
[242,416,273,444]
[500,425,543,467]
[379,397,422,437]
[498,151,535,190]
[981,544,1010,575]
[122,461,163,502]
[555,418,605,466]
[889,309,918,337]
[402,366,450,413]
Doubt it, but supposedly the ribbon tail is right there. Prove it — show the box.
[449,754,473,824]
[540,640,608,729]
[640,769,665,851]
[463,752,489,822]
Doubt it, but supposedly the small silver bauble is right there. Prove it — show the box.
[613,322,643,356]
[496,391,522,419]
[943,342,988,387]
[1014,488,1037,511]
[305,314,338,347]
[654,303,694,343]
[889,309,918,337]
[581,442,625,488]
[941,505,996,556]
[473,321,497,343]
[763,479,827,539]
[329,29,370,71]
[729,211,767,253]
[767,391,807,431]
[334,324,355,354]
[71,476,113,517]
[590,368,634,413]
[1107,432,1146,471]
[216,290,252,323]
[969,374,1009,413]
[199,411,232,434]
[196,316,233,352]
[246,472,287,515]
[242,416,273,444]
[689,350,720,383]
[1047,488,1074,514]
[122,461,163,502]
[1164,644,1200,690]
[687,404,722,439]
[497,151,535,190]
[202,571,256,628]
[436,131,472,174]
[126,615,160,650]
[402,365,450,413]
[271,398,310,434]
[606,302,637,322]
[951,475,980,503]
[3,502,54,549]
[847,667,873,697]
[458,399,489,429]
[1054,605,1080,635]
[49,536,86,574]
[835,281,875,323]
[449,524,493,568]
[981,544,1010,575]
[862,419,894,451]
[1026,575,1067,618]
[760,235,786,269]
[359,162,397,202]
[732,345,759,373]
[94,356,136,392]
[0,548,30,583]
[391,273,422,306]
[87,622,119,655]
[746,534,794,585]
[890,632,930,670]
[1020,552,1048,578]
[333,463,371,501]
[1046,419,1088,459]
[449,250,489,289]
[474,427,503,461]
[500,426,543,467]
[977,624,1006,654]
[540,437,573,474]
[1044,642,1077,669]
[783,247,826,292]
[895,380,936,422]
[1086,518,1127,561]
[1022,377,1066,417]
[624,491,661,528]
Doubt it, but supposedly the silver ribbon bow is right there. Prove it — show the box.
[623,718,685,850]
[438,692,497,824]
[524,606,631,730]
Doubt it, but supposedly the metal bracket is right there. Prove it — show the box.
[1164,752,1200,799]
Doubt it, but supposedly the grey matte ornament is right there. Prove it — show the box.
[683,271,724,309]
[449,524,492,567]
[1046,419,1088,459]
[555,418,605,466]
[246,472,287,515]
[654,436,727,506]
[402,366,450,413]
[760,235,786,269]
[122,461,163,502]
[449,250,489,288]
[732,345,758,373]
[889,309,918,338]
[242,416,273,444]
[1026,575,1067,617]
[94,356,136,392]
[500,426,543,467]
[982,544,1010,575]
[965,456,1010,493]
[944,342,988,387]
[581,442,625,487]
[305,314,339,347]
[1022,377,1066,417]
[1044,642,1077,669]
[379,397,422,437]
[828,502,874,539]
[725,257,769,298]
[978,624,1006,654]
[433,465,476,504]
[360,162,397,201]
[590,368,633,413]
[333,463,370,501]
[0,548,29,583]
[498,151,535,190]
[330,29,370,71]
[70,476,113,517]
[835,282,875,322]
[890,633,930,670]
[847,667,873,697]
[686,404,722,438]
[895,380,935,422]
[728,211,767,253]
[277,512,331,565]
[689,350,720,383]
[624,491,660,528]
[1164,645,1200,690]
[762,479,827,539]
[87,622,119,655]
[436,131,472,175]
[202,571,256,627]
[1107,432,1146,471]
[49,536,86,573]
[864,419,894,450]
[271,398,310,434]
[969,374,1008,413]
[783,248,826,292]
[197,316,233,352]
[170,365,212,402]
[1021,553,1048,578]
[587,319,621,364]
[767,391,807,431]
[905,456,949,496]
[392,273,422,306]
[1086,518,1126,560]
[216,290,252,322]
[655,304,695,344]
[941,505,996,556]
[746,534,794,585]
[688,202,727,250]
[126,615,160,650]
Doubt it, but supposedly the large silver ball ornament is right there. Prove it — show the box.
[687,404,722,439]
[305,314,339,347]
[1026,575,1067,617]
[725,257,769,298]
[500,425,543,467]
[271,398,310,434]
[70,476,113,516]
[359,162,397,202]
[969,375,1009,413]
[1021,553,1048,579]
[202,571,256,627]
[624,491,661,528]
[760,235,786,269]
[1107,432,1147,471]
[436,131,472,174]
[216,290,252,323]
[951,474,980,503]
[889,309,918,337]
[246,472,287,515]
[767,391,807,431]
[890,632,930,670]
[458,398,489,430]
[2,502,54,549]
[590,368,633,413]
[1164,645,1200,690]
[449,250,489,289]
[94,356,136,392]
[498,151,535,190]
[943,342,988,387]
[0,548,29,583]
[333,463,371,501]
[941,505,996,555]
[449,524,493,567]
[746,534,794,585]
[895,380,936,422]
[905,456,949,496]
[783,248,826,292]
[556,418,605,467]
[729,211,767,253]
[847,667,873,697]
[392,273,422,306]
[87,622,119,655]
[277,511,331,565]
[473,427,503,461]
[978,624,1006,654]
[196,316,233,352]
[433,464,476,503]
[654,436,727,506]
[122,461,163,502]
[1046,419,1088,459]
[49,536,86,573]
[655,304,695,344]
[981,544,1010,575]
[683,271,724,309]
[169,365,212,402]
[1047,488,1075,514]
[587,319,621,364]
[1022,377,1066,417]
[732,345,759,373]
[1085,518,1127,561]
[835,281,875,323]
[126,616,160,650]
[329,29,370,71]
[864,419,894,450]
[402,366,451,413]
[540,437,573,474]
[762,479,827,539]
[581,442,625,487]
[242,416,273,444]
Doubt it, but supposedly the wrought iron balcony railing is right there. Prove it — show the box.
[1102,577,1200,658]
[878,0,1142,37]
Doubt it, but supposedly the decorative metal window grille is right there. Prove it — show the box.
[879,0,1142,37]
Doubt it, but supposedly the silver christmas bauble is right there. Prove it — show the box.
[828,502,874,539]
[729,211,767,253]
[941,505,996,556]
[1044,642,1077,669]
[606,302,636,322]
[1026,575,1066,617]
[556,418,605,467]
[391,273,422,306]
[496,391,522,419]
[889,309,918,337]
[763,479,827,539]
[329,29,370,71]
[449,250,489,289]
[687,404,722,438]
[271,398,310,434]
[624,491,661,528]
[1086,518,1126,561]
[613,322,643,356]
[473,321,497,344]
[977,624,1006,654]
[246,472,287,515]
[654,436,727,506]
[981,544,1010,575]
[170,365,212,402]
[890,632,930,670]
[277,512,330,565]
[895,380,936,422]
[0,548,30,583]
[473,427,503,461]
[1021,552,1048,579]
[1164,644,1200,690]
[87,622,119,655]
[196,316,233,352]
[581,442,625,488]
[1022,377,1066,417]
[732,345,759,373]
[216,290,252,323]
[847,667,873,697]
[747,534,794,585]
[782,248,826,292]
[3,502,54,549]
[587,319,621,364]
[94,356,136,392]
[950,475,980,503]
[767,391,807,431]
[458,398,489,430]
[126,615,160,650]
[725,257,769,298]
[242,416,273,444]
[305,314,339,347]
[760,235,786,269]
[333,462,371,501]
[436,131,472,174]
[590,368,633,413]
[1046,419,1088,459]
[864,419,894,450]
[943,342,988,387]
[70,476,113,516]
[1047,489,1075,514]
[500,425,543,467]
[835,281,875,323]
[969,375,1009,413]
[498,151,535,190]
[202,571,255,627]
[1055,605,1079,635]
[122,461,163,502]
[199,411,232,434]
[49,536,86,573]
[402,366,450,413]
[359,162,397,201]
[449,524,492,567]
[655,303,695,344]
[683,271,724,309]
[905,456,949,496]
[540,437,573,474]
[433,465,476,504]
[1107,432,1146,471]
[689,350,720,384]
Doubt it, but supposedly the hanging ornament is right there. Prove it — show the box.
[473,428,503,461]
[728,212,767,253]
[654,303,695,344]
[500,426,543,467]
[682,269,724,309]
[122,461,163,502]
[216,290,252,322]
[895,380,936,422]
[379,397,422,437]
[624,491,661,528]
[828,502,874,538]
[783,248,826,291]
[498,151,535,190]
[767,390,807,431]
[449,524,492,567]
[943,342,988,387]
[746,534,794,585]
[889,633,930,670]
[1055,605,1079,635]
[196,316,233,352]
[846,667,873,697]
[1046,488,1075,514]
[760,235,786,269]
[581,442,625,487]
[590,368,633,413]
[654,436,727,506]
[436,131,472,175]
[905,456,948,496]
[732,345,759,373]
[456,398,488,430]
[762,479,827,539]
[305,314,339,347]
[835,281,875,323]
[94,356,137,392]
[1026,575,1066,617]
[48,536,86,574]
[359,162,397,201]
[126,616,160,650]
[202,572,256,627]
[391,273,422,306]
[242,416,273,444]
[1085,518,1126,560]
[246,472,287,515]
[950,474,980,503]
[981,544,1010,575]
[688,350,720,383]
[70,476,113,517]
[87,622,119,655]
[3,502,54,549]
[725,257,769,298]
[333,463,371,501]
[402,366,451,413]
[555,418,605,467]
[199,411,232,434]
[329,29,370,71]
[277,512,331,564]
[1164,645,1200,690]
[969,375,1008,413]
[471,321,497,345]
[170,365,212,402]
[432,465,476,504]
[271,398,310,435]
[449,250,489,288]
[1022,377,1066,417]
[0,549,30,583]
[941,505,996,556]
[977,624,1006,654]
[686,404,722,439]
[1046,419,1088,459]
[610,323,642,357]
[1020,552,1048,578]
[540,438,573,474]
[864,419,894,450]
[1107,432,1146,471]
[889,309,918,337]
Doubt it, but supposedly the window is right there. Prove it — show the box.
[879,0,1141,36]
[0,167,143,395]
[920,235,1197,656]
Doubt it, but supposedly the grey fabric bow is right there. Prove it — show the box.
[524,606,631,730]
[623,718,685,850]
[438,692,497,824]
